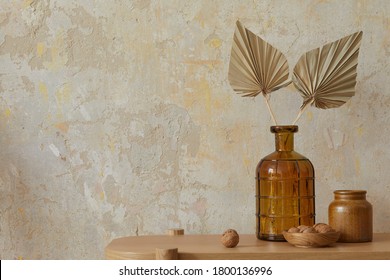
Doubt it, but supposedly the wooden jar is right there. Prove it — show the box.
[328,190,373,242]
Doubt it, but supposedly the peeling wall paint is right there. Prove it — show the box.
[0,0,390,259]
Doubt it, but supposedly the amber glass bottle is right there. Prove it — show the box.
[256,126,315,241]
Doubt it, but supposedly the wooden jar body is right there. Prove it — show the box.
[328,190,373,242]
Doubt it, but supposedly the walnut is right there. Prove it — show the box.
[286,223,336,235]
[297,225,310,232]
[287,227,300,233]
[221,229,239,248]
[302,227,316,233]
[313,223,335,233]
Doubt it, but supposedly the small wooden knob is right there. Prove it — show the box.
[167,228,184,236]
[155,247,178,260]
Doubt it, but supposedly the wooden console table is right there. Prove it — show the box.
[105,231,390,260]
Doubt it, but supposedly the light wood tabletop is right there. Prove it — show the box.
[105,233,390,260]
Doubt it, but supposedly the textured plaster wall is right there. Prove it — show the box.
[0,0,389,259]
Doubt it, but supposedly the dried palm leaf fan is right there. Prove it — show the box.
[292,31,363,124]
[228,20,290,125]
[228,20,363,125]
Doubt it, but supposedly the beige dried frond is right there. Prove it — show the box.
[292,31,363,110]
[228,21,290,98]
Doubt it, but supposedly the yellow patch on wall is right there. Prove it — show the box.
[56,83,71,104]
[242,153,251,168]
[355,157,361,176]
[357,126,364,137]
[211,95,231,111]
[108,137,116,152]
[264,17,275,29]
[36,42,45,57]
[208,38,222,48]
[306,111,313,121]
[184,59,221,70]
[38,82,48,101]
[23,0,33,8]
[3,108,12,118]
[55,122,69,133]
[195,15,205,28]
[54,83,71,119]
[44,32,68,71]
[184,77,212,116]
[199,78,211,114]
[18,207,26,219]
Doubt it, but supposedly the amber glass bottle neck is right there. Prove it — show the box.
[271,126,298,152]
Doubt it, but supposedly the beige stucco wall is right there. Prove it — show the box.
[0,0,389,259]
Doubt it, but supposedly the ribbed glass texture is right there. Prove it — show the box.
[256,126,315,241]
